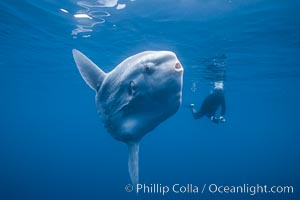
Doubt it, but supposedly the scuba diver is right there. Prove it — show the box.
[187,54,227,124]
[187,81,226,124]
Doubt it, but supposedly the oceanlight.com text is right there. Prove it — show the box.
[124,183,294,196]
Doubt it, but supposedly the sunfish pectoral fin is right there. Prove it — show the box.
[128,142,139,187]
[72,49,106,91]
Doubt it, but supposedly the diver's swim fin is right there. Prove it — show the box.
[210,116,220,124]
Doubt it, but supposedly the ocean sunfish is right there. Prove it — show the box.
[72,49,184,185]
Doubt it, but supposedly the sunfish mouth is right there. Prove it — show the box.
[175,62,183,71]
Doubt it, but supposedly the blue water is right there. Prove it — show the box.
[1,0,300,199]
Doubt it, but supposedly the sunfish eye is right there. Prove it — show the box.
[144,63,154,74]
[145,66,150,73]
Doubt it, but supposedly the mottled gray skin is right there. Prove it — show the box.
[97,51,183,143]
[72,49,183,185]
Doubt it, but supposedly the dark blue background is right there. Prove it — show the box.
[0,0,299,199]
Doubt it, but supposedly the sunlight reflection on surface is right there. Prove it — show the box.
[67,0,131,38]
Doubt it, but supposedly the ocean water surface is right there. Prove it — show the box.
[0,0,299,199]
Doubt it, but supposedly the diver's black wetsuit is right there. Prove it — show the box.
[192,90,226,119]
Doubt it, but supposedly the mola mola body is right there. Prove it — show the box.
[72,49,183,186]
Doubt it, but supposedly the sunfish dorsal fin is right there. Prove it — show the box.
[72,49,106,91]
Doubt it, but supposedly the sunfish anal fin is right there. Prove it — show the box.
[128,142,139,187]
